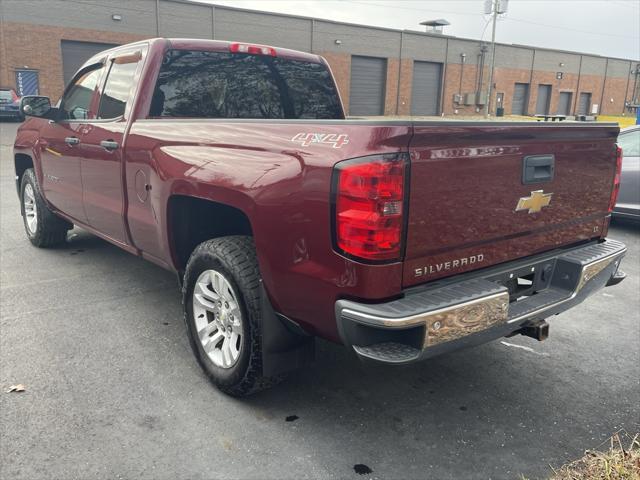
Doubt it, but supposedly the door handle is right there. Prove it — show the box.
[522,155,555,184]
[100,140,119,151]
[65,136,80,146]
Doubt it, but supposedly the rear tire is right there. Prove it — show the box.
[183,236,279,396]
[20,168,72,247]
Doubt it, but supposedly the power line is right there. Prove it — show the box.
[503,16,639,39]
[341,0,485,16]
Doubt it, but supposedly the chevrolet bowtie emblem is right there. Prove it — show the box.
[516,190,553,214]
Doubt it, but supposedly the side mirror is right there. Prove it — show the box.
[20,96,53,118]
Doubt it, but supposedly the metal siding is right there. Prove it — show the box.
[349,56,386,116]
[61,40,119,85]
[2,0,157,34]
[512,83,529,115]
[160,2,212,38]
[446,39,480,65]
[313,21,400,57]
[536,84,552,115]
[411,61,442,116]
[606,59,631,78]
[557,91,572,115]
[214,10,311,51]
[533,50,581,73]
[580,56,607,76]
[494,45,534,70]
[577,92,592,115]
[401,34,447,63]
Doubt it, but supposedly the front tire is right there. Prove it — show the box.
[20,168,72,247]
[183,236,278,396]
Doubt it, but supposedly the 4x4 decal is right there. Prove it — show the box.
[291,132,350,149]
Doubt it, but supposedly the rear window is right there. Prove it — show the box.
[0,90,14,101]
[150,49,342,119]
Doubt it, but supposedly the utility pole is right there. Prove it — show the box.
[484,0,498,118]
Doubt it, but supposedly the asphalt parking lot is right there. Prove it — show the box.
[0,120,638,480]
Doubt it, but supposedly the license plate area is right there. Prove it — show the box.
[487,259,557,303]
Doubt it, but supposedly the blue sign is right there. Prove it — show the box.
[15,70,39,96]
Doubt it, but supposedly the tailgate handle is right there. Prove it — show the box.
[522,155,554,184]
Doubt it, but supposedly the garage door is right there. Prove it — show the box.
[411,61,442,116]
[61,40,119,86]
[535,84,552,115]
[557,92,572,115]
[349,56,386,116]
[512,83,529,115]
[577,92,592,115]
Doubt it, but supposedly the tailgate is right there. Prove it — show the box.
[403,123,619,288]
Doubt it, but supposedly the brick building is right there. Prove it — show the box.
[1,0,638,117]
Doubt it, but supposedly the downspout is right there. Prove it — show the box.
[310,19,314,53]
[599,58,609,115]
[573,55,582,115]
[527,49,536,115]
[212,5,216,39]
[459,53,465,96]
[395,31,403,115]
[439,37,448,115]
[622,61,631,114]
[155,0,160,36]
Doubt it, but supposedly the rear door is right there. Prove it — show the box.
[403,123,619,287]
[38,63,106,223]
[79,47,146,244]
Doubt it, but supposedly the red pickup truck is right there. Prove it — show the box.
[14,38,627,396]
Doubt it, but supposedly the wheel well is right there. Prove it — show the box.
[168,195,253,272]
[14,154,33,188]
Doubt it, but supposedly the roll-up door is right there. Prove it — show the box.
[410,61,442,116]
[61,40,119,86]
[349,56,386,116]
[557,92,572,115]
[535,84,552,115]
[512,83,529,115]
[577,92,592,115]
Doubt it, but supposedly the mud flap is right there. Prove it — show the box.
[260,285,315,377]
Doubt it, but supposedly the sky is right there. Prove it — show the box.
[203,0,640,60]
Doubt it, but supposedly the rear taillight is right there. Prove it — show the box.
[229,43,276,56]
[608,145,623,212]
[332,153,408,262]
[11,90,19,102]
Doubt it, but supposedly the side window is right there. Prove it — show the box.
[98,53,141,119]
[619,130,640,157]
[60,66,104,120]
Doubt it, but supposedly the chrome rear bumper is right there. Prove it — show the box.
[335,239,627,364]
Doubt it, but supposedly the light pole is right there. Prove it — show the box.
[484,0,498,118]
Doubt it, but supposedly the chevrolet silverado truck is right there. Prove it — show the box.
[14,38,627,396]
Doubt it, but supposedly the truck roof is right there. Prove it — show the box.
[81,37,324,70]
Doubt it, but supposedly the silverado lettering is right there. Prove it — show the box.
[414,254,485,277]
[13,38,627,396]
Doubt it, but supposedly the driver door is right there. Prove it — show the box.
[38,63,105,224]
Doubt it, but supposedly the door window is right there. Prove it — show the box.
[60,66,104,120]
[98,52,142,119]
